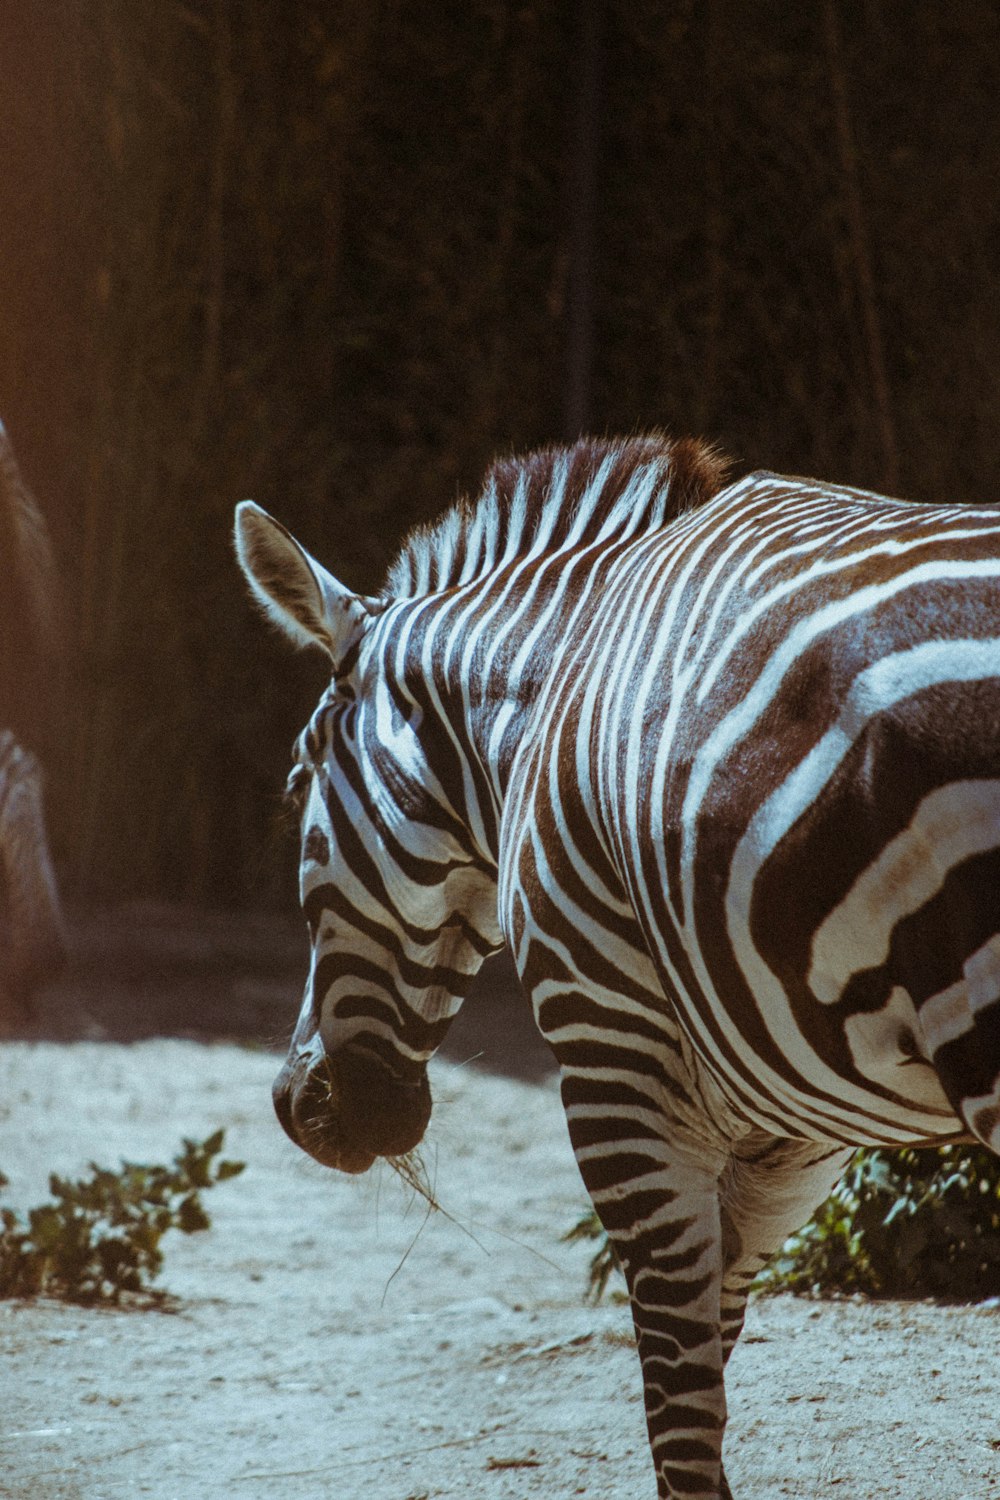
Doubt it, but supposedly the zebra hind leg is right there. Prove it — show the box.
[717,1135,852,1370]
[573,1123,850,1498]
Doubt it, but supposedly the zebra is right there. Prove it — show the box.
[0,423,66,1029]
[235,434,1000,1499]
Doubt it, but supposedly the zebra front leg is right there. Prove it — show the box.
[564,1087,732,1498]
[718,1136,851,1367]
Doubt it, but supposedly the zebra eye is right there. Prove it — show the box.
[303,825,330,867]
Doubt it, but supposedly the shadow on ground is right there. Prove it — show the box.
[16,901,557,1084]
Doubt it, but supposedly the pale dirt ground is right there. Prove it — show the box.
[2,1040,1000,1500]
[2,907,1000,1500]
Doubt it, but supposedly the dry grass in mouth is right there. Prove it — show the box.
[386,1148,442,1212]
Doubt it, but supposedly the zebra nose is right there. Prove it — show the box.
[334,1045,432,1160]
[272,1075,299,1147]
[272,1050,379,1174]
[272,1044,431,1174]
[272,1048,329,1152]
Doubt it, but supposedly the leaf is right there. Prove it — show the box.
[28,1205,68,1252]
[177,1195,210,1235]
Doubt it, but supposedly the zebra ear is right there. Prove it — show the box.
[234,501,376,661]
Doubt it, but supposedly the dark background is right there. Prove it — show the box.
[2,0,998,916]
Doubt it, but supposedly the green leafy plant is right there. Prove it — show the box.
[0,1130,245,1306]
[758,1144,1000,1298]
[567,1144,1000,1304]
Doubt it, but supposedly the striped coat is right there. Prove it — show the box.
[237,436,1000,1499]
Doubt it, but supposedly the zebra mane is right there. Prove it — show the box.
[382,434,729,599]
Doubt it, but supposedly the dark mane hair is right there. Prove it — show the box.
[383,433,729,599]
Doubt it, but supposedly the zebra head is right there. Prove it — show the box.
[235,502,502,1175]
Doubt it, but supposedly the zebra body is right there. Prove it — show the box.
[0,423,66,1028]
[236,436,1000,1499]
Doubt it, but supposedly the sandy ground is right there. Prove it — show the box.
[1,1039,1000,1500]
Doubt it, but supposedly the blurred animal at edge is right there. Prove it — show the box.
[0,422,67,1031]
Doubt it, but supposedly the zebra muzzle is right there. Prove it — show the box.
[273,1044,432,1175]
